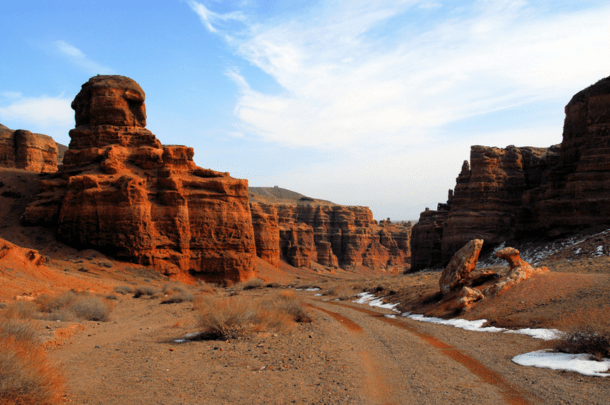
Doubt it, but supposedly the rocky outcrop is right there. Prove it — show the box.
[439,239,483,296]
[481,248,548,296]
[250,203,281,267]
[0,126,59,173]
[412,75,610,271]
[250,202,411,272]
[24,75,256,282]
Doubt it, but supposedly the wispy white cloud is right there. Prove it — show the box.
[190,1,610,152]
[187,0,245,34]
[0,94,72,128]
[53,40,113,75]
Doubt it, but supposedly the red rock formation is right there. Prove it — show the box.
[24,75,256,282]
[481,247,548,296]
[250,202,411,272]
[439,239,483,296]
[0,125,58,173]
[250,203,281,267]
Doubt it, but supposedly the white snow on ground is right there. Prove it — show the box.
[174,332,201,343]
[513,350,610,377]
[305,288,321,291]
[506,328,563,340]
[406,314,506,332]
[354,292,400,311]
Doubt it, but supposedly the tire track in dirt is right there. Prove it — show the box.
[307,303,397,405]
[326,301,534,405]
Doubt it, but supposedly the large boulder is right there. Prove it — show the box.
[439,239,483,295]
[24,75,256,283]
[481,248,548,296]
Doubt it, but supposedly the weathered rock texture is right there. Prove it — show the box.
[481,248,549,297]
[439,239,483,295]
[412,75,610,271]
[0,125,59,173]
[249,202,411,272]
[24,75,256,282]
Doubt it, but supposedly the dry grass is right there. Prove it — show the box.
[3,301,38,320]
[324,283,355,300]
[34,291,112,322]
[0,319,39,344]
[554,308,610,360]
[195,291,312,340]
[0,319,64,405]
[113,285,134,295]
[239,278,266,291]
[160,283,195,304]
[133,285,161,298]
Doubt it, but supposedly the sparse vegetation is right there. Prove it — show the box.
[113,285,134,295]
[34,291,112,322]
[0,319,64,405]
[133,285,161,298]
[554,308,610,361]
[160,283,194,304]
[3,301,38,320]
[239,278,265,290]
[195,291,312,340]
[324,283,355,300]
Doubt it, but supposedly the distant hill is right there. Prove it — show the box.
[249,186,336,206]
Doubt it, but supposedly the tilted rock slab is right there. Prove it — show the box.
[24,75,256,282]
[0,125,58,173]
[439,239,483,296]
[481,247,548,297]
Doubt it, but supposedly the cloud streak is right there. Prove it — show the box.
[54,40,113,75]
[190,1,610,152]
[0,94,72,128]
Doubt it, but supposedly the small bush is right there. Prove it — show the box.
[35,291,78,313]
[325,284,354,300]
[197,281,215,295]
[240,278,265,290]
[45,308,76,323]
[133,285,161,298]
[113,285,134,295]
[161,291,195,304]
[68,296,111,322]
[3,301,38,320]
[0,319,39,344]
[0,320,64,405]
[162,283,186,295]
[195,292,312,340]
[554,308,610,360]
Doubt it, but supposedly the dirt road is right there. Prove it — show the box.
[50,290,608,404]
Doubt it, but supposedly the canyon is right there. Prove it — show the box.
[0,124,60,173]
[411,75,610,271]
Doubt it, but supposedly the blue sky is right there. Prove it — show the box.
[1,1,609,220]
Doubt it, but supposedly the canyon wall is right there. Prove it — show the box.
[24,75,256,282]
[0,125,59,173]
[250,203,411,272]
[411,75,610,271]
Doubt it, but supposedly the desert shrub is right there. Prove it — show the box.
[325,284,355,300]
[113,285,134,295]
[162,283,186,295]
[0,319,38,344]
[3,301,38,320]
[240,278,265,291]
[34,291,111,322]
[197,281,215,295]
[0,320,64,405]
[161,291,195,304]
[105,294,118,301]
[554,308,610,360]
[196,292,312,340]
[133,285,161,298]
[35,291,79,313]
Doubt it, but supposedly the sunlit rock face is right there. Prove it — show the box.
[24,75,256,283]
[0,125,58,173]
[412,75,610,271]
[250,202,411,272]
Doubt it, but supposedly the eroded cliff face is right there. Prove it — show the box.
[0,126,58,173]
[250,203,411,272]
[411,75,610,271]
[24,75,256,282]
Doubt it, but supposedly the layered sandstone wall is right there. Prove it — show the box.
[0,125,58,173]
[24,75,256,282]
[250,203,411,272]
[411,75,610,271]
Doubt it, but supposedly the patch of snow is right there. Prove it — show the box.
[595,246,604,256]
[305,288,320,291]
[506,328,563,341]
[512,350,610,377]
[314,293,323,296]
[384,314,396,319]
[353,292,399,311]
[406,314,505,332]
[174,339,186,343]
